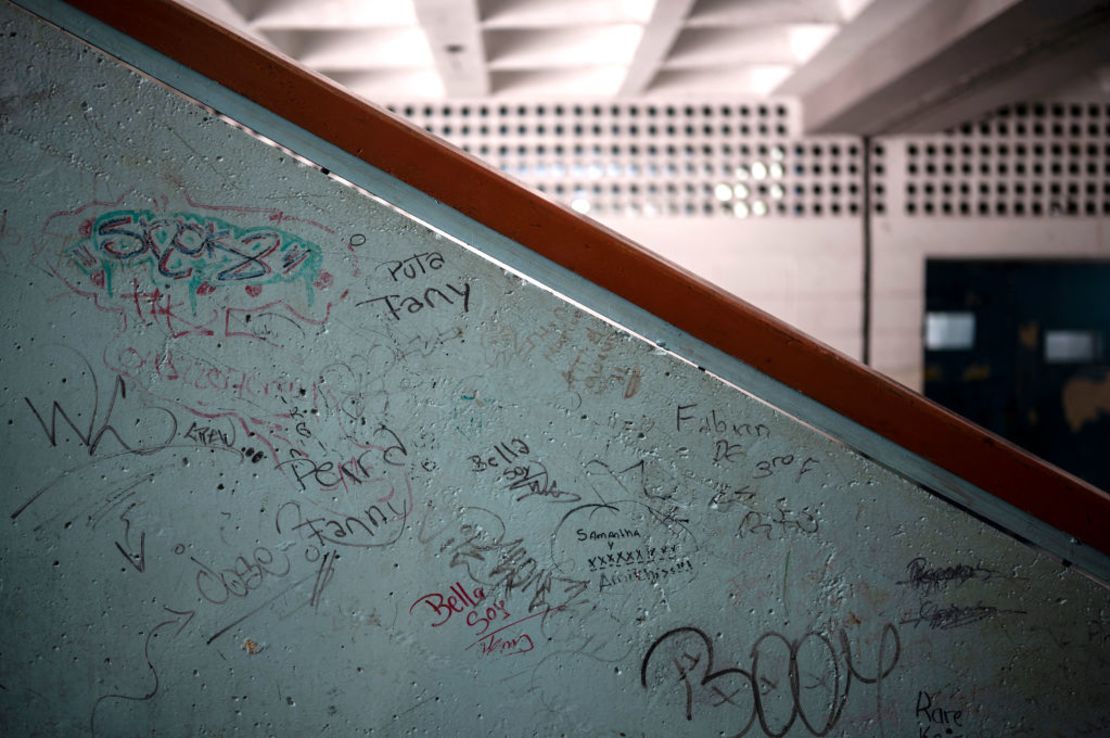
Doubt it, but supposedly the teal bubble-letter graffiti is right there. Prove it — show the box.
[69,210,324,304]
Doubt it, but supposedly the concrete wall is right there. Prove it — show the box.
[1,3,1108,737]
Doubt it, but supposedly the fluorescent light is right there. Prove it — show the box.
[1046,330,1102,363]
[925,312,976,350]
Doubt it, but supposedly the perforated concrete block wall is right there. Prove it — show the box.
[1,4,1109,736]
[384,94,1110,385]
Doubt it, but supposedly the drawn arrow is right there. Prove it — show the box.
[114,501,146,573]
[90,604,197,736]
[114,533,145,572]
[162,605,196,637]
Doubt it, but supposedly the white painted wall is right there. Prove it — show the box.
[603,142,1110,393]
[598,217,865,359]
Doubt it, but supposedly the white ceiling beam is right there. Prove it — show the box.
[776,0,922,101]
[688,0,844,27]
[412,0,489,98]
[247,0,419,29]
[790,0,1110,134]
[618,0,697,96]
[180,0,266,42]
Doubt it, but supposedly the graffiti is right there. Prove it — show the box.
[68,210,325,303]
[551,495,698,596]
[641,623,900,736]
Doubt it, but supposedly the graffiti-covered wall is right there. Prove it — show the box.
[0,3,1107,737]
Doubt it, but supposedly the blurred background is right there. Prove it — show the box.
[183,0,1110,489]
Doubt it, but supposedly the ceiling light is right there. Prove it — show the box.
[714,183,734,202]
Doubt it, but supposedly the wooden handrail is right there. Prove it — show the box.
[62,0,1110,555]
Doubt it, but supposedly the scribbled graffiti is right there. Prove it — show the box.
[68,210,325,303]
[641,623,901,736]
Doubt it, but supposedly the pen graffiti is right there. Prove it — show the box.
[502,461,581,504]
[13,352,179,521]
[598,559,694,592]
[467,437,579,503]
[468,437,530,472]
[552,500,697,594]
[191,546,292,606]
[916,691,967,738]
[675,404,770,438]
[641,623,900,736]
[737,504,819,541]
[899,600,1027,631]
[897,557,1007,595]
[378,251,445,282]
[752,454,818,481]
[466,608,550,658]
[276,423,411,493]
[183,420,234,447]
[275,490,412,551]
[409,581,492,628]
[23,364,177,460]
[418,504,591,618]
[586,544,683,572]
[409,579,538,659]
[89,605,196,737]
[359,281,470,321]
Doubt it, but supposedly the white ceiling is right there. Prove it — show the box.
[180,0,878,100]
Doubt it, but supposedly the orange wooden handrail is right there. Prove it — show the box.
[63,0,1110,556]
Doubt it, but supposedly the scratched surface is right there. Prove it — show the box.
[1,4,1109,737]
